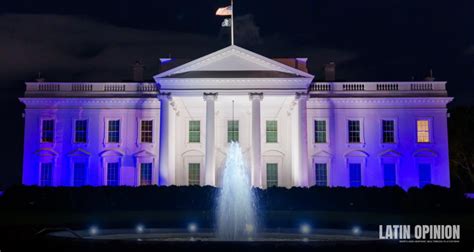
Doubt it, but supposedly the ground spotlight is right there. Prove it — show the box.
[300,223,311,234]
[352,226,361,235]
[136,224,145,233]
[89,226,98,236]
[188,223,198,233]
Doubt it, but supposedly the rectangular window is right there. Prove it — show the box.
[140,163,152,186]
[73,162,87,186]
[348,120,361,143]
[315,163,328,186]
[107,162,120,186]
[419,163,432,187]
[41,120,55,143]
[417,120,430,143]
[227,120,239,142]
[314,120,327,143]
[266,163,278,187]
[188,163,200,186]
[140,120,153,143]
[189,120,201,143]
[108,120,120,143]
[40,163,53,186]
[383,163,396,186]
[349,163,362,187]
[75,120,88,143]
[382,120,395,143]
[266,120,278,143]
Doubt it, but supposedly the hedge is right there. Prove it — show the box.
[0,185,472,213]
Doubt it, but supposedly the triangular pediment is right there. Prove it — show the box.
[133,149,156,157]
[68,148,91,157]
[154,45,314,79]
[313,150,332,158]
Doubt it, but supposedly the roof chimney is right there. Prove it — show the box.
[324,62,336,81]
[132,61,144,82]
[424,69,435,81]
[36,72,45,82]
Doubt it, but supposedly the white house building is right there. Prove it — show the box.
[20,45,453,189]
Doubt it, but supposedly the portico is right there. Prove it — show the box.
[154,45,314,187]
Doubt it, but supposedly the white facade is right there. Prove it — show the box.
[20,46,453,189]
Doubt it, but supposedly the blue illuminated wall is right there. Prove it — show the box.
[306,97,451,189]
[21,97,161,187]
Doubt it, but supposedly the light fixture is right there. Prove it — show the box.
[300,223,311,234]
[188,223,197,233]
[136,224,145,234]
[352,226,361,235]
[89,226,98,236]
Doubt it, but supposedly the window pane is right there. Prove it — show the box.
[189,120,200,131]
[314,120,327,143]
[140,163,152,186]
[383,163,396,186]
[189,120,200,143]
[315,163,328,186]
[382,120,395,143]
[189,132,200,143]
[108,120,120,143]
[349,163,361,187]
[73,162,87,186]
[417,120,430,143]
[419,163,431,187]
[42,120,55,142]
[266,163,278,187]
[40,163,53,186]
[188,163,200,185]
[140,120,153,143]
[266,120,278,143]
[107,162,120,186]
[227,120,239,142]
[348,120,361,143]
[75,120,88,143]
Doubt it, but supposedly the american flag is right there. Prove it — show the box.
[216,5,232,16]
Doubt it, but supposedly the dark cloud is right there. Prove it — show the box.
[0,14,357,83]
[465,45,474,55]
[0,14,223,82]
[234,14,263,47]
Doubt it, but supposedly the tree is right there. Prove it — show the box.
[449,106,474,191]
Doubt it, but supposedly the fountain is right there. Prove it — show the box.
[216,142,257,240]
[44,132,378,245]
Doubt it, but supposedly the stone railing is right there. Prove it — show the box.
[25,82,159,97]
[309,81,447,97]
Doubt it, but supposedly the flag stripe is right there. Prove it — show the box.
[216,6,232,16]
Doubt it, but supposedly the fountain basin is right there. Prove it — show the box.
[46,228,379,242]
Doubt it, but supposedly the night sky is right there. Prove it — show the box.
[0,0,473,186]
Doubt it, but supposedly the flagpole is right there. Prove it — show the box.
[231,0,234,45]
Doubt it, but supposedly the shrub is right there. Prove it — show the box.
[0,185,472,213]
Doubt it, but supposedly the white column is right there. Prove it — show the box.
[158,93,171,185]
[296,92,309,187]
[250,92,263,187]
[204,93,218,186]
